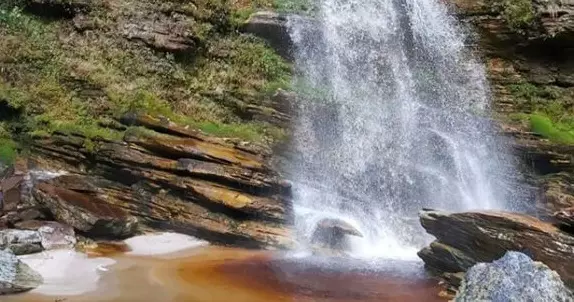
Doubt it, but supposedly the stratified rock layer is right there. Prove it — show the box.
[418,209,574,287]
[28,114,294,248]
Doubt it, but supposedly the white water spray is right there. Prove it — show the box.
[287,0,520,258]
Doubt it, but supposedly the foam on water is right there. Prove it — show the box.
[19,250,115,296]
[124,232,209,256]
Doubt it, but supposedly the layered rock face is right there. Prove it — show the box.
[418,209,574,293]
[446,0,574,216]
[24,114,294,248]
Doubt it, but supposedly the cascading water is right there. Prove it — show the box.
[287,0,523,259]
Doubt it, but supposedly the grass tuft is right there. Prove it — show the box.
[530,113,574,144]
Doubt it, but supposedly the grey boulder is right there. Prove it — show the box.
[456,251,574,302]
[0,250,42,295]
[0,230,43,255]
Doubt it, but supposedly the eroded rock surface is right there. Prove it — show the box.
[418,209,574,288]
[0,250,42,295]
[456,252,573,302]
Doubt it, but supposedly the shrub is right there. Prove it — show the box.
[499,0,535,31]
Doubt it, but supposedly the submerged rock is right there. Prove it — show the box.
[418,209,574,287]
[456,252,573,301]
[0,250,43,295]
[311,218,362,252]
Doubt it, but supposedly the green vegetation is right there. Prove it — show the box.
[0,122,17,163]
[231,0,314,24]
[530,114,574,144]
[498,0,535,31]
[0,138,17,163]
[0,0,292,147]
[507,83,574,144]
[273,0,314,13]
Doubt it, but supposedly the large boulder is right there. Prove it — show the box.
[0,229,43,255]
[456,251,573,301]
[0,250,43,295]
[418,209,574,287]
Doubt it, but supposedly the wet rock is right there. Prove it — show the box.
[78,240,131,257]
[311,218,362,251]
[33,183,138,238]
[555,206,574,229]
[0,229,43,255]
[242,11,293,59]
[418,209,574,287]
[456,252,573,301]
[0,250,43,295]
[38,222,76,250]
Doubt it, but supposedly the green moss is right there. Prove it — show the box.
[0,138,18,163]
[507,82,574,144]
[530,113,574,144]
[191,35,291,98]
[272,0,314,13]
[48,122,124,141]
[499,0,535,31]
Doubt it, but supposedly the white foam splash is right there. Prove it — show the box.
[288,0,520,259]
[124,232,209,256]
[19,249,115,296]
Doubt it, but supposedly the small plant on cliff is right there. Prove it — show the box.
[499,0,535,31]
[530,114,574,144]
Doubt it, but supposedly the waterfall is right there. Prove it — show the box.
[287,0,521,259]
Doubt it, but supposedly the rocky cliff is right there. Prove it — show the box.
[447,0,574,217]
[0,0,298,250]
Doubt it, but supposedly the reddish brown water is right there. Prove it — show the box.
[5,247,447,302]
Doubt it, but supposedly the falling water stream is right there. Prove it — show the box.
[1,1,530,301]
[287,0,519,258]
